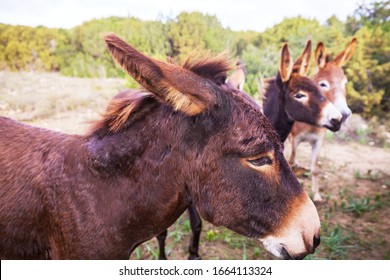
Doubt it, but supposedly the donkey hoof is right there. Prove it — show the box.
[312,193,324,203]
[188,255,202,260]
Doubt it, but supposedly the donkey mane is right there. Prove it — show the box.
[183,52,233,85]
[90,52,234,136]
[89,90,155,135]
[261,77,279,105]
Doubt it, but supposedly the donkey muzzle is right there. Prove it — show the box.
[319,102,342,132]
[259,193,321,259]
[325,118,342,132]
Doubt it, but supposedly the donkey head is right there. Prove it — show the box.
[103,33,320,259]
[314,38,357,122]
[227,59,246,90]
[278,41,342,131]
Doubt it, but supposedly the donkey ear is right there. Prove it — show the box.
[332,37,358,67]
[279,43,294,82]
[293,40,312,76]
[315,42,327,69]
[104,33,216,116]
[166,56,176,64]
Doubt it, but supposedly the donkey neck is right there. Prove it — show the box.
[262,77,294,142]
[83,107,195,249]
[0,114,192,258]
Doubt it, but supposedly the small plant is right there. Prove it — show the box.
[206,229,217,242]
[322,225,355,259]
[182,219,191,233]
[341,196,374,217]
[253,247,262,258]
[133,247,142,259]
[131,242,160,260]
[354,170,362,179]
[355,127,371,145]
[339,187,348,200]
[373,192,390,209]
[242,242,247,260]
[354,169,383,181]
[145,243,159,259]
[325,131,334,141]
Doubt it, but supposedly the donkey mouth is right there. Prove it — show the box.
[259,238,314,260]
[325,119,341,132]
[341,113,351,123]
[264,243,310,260]
[280,247,292,260]
[280,247,307,260]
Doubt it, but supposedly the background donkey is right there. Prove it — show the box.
[227,60,247,90]
[289,38,357,202]
[0,33,320,259]
[262,41,342,142]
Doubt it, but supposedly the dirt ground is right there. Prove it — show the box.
[1,71,389,259]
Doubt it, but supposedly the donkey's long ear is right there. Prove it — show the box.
[104,33,216,115]
[279,43,294,82]
[293,40,312,76]
[332,37,357,67]
[315,42,327,69]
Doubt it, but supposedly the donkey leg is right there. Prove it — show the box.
[310,137,324,202]
[187,204,202,260]
[156,229,168,260]
[288,134,300,167]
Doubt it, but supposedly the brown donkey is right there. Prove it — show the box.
[227,60,246,90]
[262,41,342,142]
[0,33,320,260]
[289,38,357,202]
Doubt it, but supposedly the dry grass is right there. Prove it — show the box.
[0,71,127,133]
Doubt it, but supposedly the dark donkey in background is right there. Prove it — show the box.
[149,41,342,260]
[0,33,321,259]
[227,60,247,90]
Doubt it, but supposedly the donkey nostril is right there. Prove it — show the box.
[330,118,340,126]
[341,112,351,122]
[313,235,321,249]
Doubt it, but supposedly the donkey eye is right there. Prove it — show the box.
[248,156,272,167]
[294,93,306,99]
[319,80,330,89]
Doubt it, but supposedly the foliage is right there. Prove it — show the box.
[168,12,235,62]
[0,24,65,71]
[58,17,170,78]
[0,1,388,117]
[345,26,388,117]
[321,225,356,259]
[341,196,375,217]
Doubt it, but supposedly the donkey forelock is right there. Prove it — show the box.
[182,51,233,85]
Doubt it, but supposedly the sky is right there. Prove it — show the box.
[0,0,364,32]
